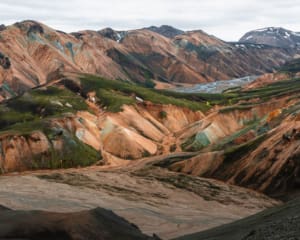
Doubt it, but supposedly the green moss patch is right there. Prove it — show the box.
[80,74,212,112]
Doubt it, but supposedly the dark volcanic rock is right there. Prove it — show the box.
[14,20,44,36]
[174,199,300,240]
[0,206,159,240]
[71,32,84,39]
[27,23,44,35]
[0,52,11,69]
[0,205,10,211]
[145,25,184,38]
[98,28,127,42]
[0,24,6,31]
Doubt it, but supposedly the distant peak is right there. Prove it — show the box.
[253,27,291,33]
[100,27,115,32]
[14,20,45,35]
[144,25,184,38]
[240,26,300,48]
[14,20,43,27]
[159,25,178,29]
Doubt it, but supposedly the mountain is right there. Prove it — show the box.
[144,25,184,38]
[240,27,300,48]
[0,20,297,100]
[174,30,293,80]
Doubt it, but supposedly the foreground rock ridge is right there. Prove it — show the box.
[0,205,160,240]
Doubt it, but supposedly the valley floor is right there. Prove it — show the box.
[0,158,278,239]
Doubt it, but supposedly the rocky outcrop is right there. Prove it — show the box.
[0,24,6,31]
[0,52,10,69]
[26,21,44,35]
[98,27,127,42]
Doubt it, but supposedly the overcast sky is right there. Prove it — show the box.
[0,0,300,41]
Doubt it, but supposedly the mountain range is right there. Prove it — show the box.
[0,20,298,100]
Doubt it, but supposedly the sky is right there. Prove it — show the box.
[0,0,300,41]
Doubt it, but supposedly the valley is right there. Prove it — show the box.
[174,76,257,93]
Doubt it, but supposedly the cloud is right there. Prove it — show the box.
[0,0,299,41]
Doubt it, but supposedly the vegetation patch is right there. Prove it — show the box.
[32,131,101,169]
[80,74,211,112]
[96,89,135,112]
[0,86,88,133]
[159,110,167,119]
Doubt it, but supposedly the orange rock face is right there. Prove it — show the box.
[245,72,291,89]
[0,101,204,172]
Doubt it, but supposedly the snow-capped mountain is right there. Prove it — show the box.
[239,27,300,48]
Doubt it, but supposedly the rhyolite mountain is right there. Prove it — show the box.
[240,27,300,48]
[0,20,297,100]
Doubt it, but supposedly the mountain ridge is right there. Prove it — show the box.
[0,20,297,101]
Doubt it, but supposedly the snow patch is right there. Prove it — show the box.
[116,33,122,43]
[255,28,269,32]
[235,44,246,48]
[135,96,144,103]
